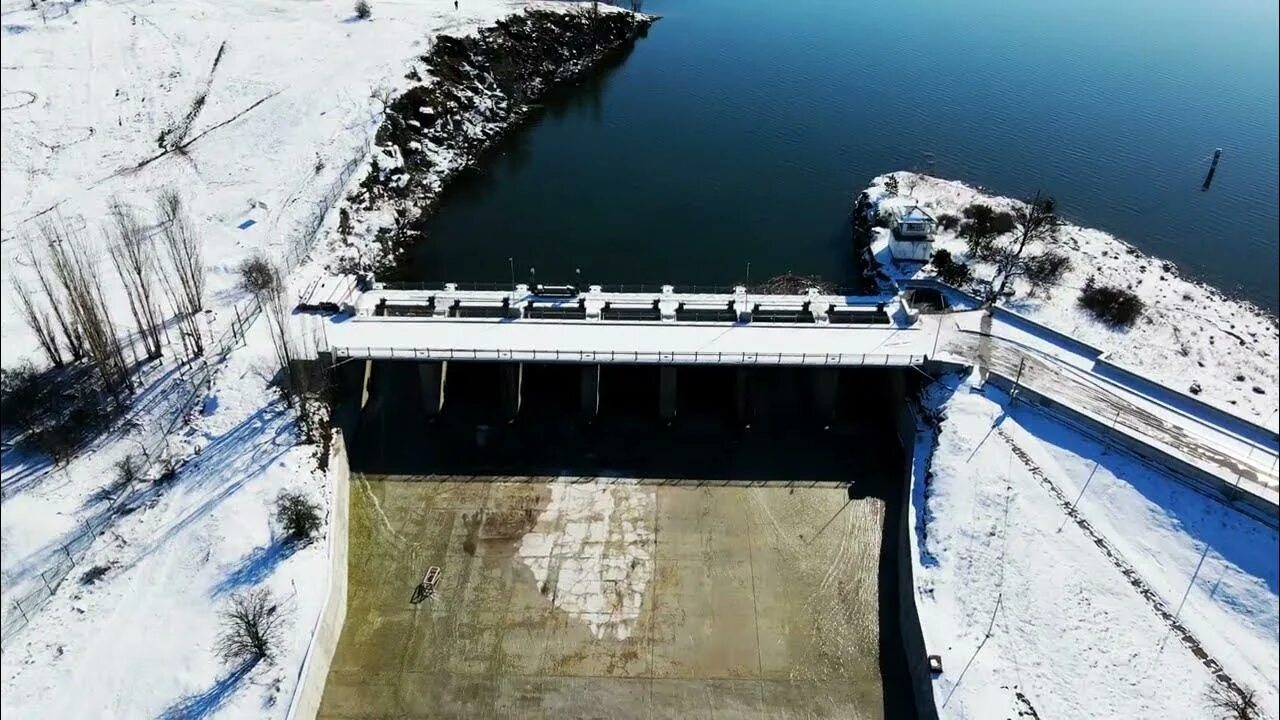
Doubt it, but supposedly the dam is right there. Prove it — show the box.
[311,280,927,719]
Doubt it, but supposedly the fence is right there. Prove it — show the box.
[1,142,370,646]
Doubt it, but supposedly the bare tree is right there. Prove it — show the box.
[154,190,205,358]
[1207,682,1259,720]
[106,200,164,360]
[21,239,83,361]
[43,219,133,399]
[966,191,1070,303]
[239,255,333,449]
[10,275,64,367]
[215,588,287,665]
[242,255,298,400]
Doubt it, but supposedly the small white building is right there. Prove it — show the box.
[889,205,935,261]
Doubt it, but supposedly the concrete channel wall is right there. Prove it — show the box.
[986,374,1279,528]
[893,380,941,720]
[905,278,1278,445]
[286,432,352,720]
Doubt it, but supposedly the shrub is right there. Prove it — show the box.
[237,255,279,297]
[931,249,972,286]
[114,453,143,486]
[883,175,899,197]
[2,363,114,463]
[1022,250,1071,294]
[1078,277,1144,328]
[937,213,960,232]
[960,203,1016,239]
[354,0,371,20]
[0,362,44,432]
[276,491,322,542]
[216,588,286,665]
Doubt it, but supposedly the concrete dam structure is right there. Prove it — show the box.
[310,282,933,720]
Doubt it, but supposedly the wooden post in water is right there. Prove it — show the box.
[1201,148,1222,190]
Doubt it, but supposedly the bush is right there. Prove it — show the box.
[353,0,371,19]
[960,203,1016,238]
[937,213,960,231]
[0,362,44,431]
[216,588,286,665]
[1023,250,1071,293]
[114,453,143,486]
[276,491,322,542]
[883,175,899,197]
[931,249,972,286]
[237,255,279,297]
[2,363,114,462]
[1077,277,1144,328]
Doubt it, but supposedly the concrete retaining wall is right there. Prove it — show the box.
[1093,357,1279,446]
[986,373,1279,528]
[893,386,941,720]
[905,278,1277,445]
[286,432,352,720]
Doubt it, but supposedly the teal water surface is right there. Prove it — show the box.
[414,0,1280,310]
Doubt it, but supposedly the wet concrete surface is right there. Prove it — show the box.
[318,477,898,719]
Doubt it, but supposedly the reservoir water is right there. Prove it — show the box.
[412,0,1279,311]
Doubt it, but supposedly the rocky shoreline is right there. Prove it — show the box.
[328,7,654,276]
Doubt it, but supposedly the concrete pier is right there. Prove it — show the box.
[813,368,839,421]
[501,363,524,420]
[580,364,600,420]
[735,368,752,426]
[659,365,678,420]
[416,361,447,417]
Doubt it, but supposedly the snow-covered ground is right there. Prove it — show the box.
[1,0,543,365]
[0,0,555,717]
[1,320,329,718]
[867,172,1280,429]
[916,371,1279,719]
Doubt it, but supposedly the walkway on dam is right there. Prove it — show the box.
[318,284,935,367]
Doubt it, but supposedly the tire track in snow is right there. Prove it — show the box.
[995,426,1255,707]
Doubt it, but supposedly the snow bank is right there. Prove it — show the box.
[1,319,330,718]
[865,172,1279,428]
[915,372,1279,719]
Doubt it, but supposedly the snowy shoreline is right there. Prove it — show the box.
[864,171,1279,428]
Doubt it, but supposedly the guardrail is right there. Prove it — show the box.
[329,346,928,366]
[380,281,874,296]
